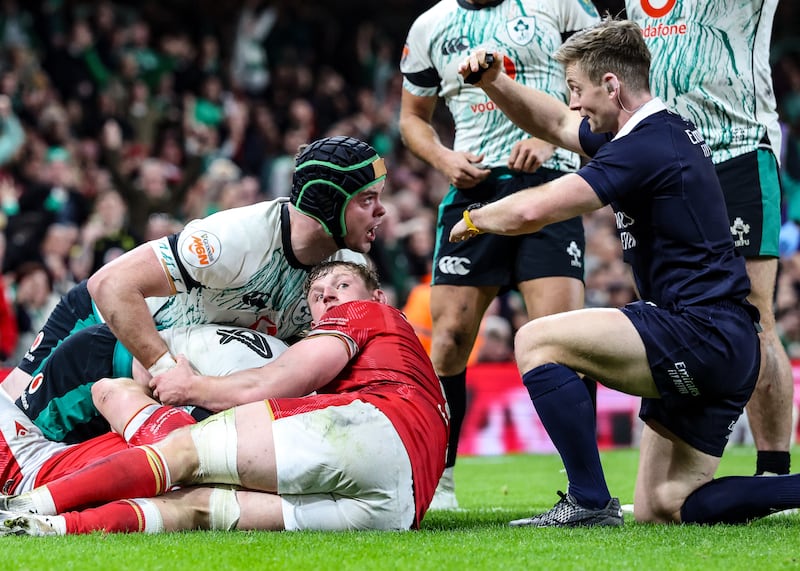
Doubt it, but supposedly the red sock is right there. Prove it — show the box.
[128,406,196,446]
[46,445,170,513]
[63,500,151,534]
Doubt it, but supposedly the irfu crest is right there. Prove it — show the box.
[507,17,535,46]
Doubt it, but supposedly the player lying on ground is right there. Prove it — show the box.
[1,135,386,442]
[0,324,287,496]
[0,261,449,534]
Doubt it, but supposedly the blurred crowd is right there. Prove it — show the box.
[0,0,799,368]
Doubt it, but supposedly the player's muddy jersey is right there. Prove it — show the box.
[146,198,366,341]
[401,0,598,172]
[626,0,780,162]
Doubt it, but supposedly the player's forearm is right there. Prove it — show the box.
[88,276,169,369]
[466,190,548,236]
[98,297,168,369]
[89,244,178,368]
[189,373,268,412]
[193,363,319,411]
[398,113,451,172]
[456,173,601,240]
[481,74,575,152]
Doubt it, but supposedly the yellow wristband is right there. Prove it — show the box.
[463,209,482,234]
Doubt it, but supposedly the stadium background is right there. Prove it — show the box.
[0,0,799,454]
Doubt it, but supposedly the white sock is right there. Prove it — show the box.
[130,499,165,533]
[41,514,67,535]
[123,404,162,441]
[10,488,57,516]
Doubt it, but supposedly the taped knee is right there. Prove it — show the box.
[208,487,241,531]
[190,409,241,485]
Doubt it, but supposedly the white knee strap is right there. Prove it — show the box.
[190,409,241,485]
[208,487,241,531]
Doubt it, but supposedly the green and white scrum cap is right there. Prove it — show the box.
[291,136,386,247]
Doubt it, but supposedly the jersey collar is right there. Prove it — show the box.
[281,202,313,270]
[457,0,505,10]
[613,97,667,141]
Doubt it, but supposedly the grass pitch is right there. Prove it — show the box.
[5,446,799,571]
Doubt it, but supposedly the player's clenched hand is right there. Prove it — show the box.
[442,150,490,189]
[508,138,556,173]
[458,49,501,87]
[150,354,198,405]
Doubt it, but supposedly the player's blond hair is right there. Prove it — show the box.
[555,18,651,93]
[303,261,381,297]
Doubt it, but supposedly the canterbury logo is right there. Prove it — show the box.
[438,256,471,276]
[216,329,276,359]
[242,291,271,310]
[441,37,469,56]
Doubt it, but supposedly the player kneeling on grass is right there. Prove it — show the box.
[0,261,449,535]
[451,18,800,527]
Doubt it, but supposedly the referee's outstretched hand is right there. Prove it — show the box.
[458,49,501,87]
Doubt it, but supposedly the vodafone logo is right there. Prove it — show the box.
[182,231,221,268]
[471,100,499,114]
[29,331,44,352]
[640,0,676,18]
[28,373,44,394]
[637,0,686,38]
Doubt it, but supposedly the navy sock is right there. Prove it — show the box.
[522,363,610,509]
[440,370,467,468]
[755,450,790,475]
[681,473,800,524]
[582,376,598,416]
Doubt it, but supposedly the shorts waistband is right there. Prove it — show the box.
[703,299,762,332]
[486,167,515,181]
[485,166,567,182]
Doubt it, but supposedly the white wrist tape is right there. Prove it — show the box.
[148,352,177,376]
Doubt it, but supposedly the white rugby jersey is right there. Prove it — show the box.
[146,198,366,340]
[401,0,598,172]
[626,0,781,162]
